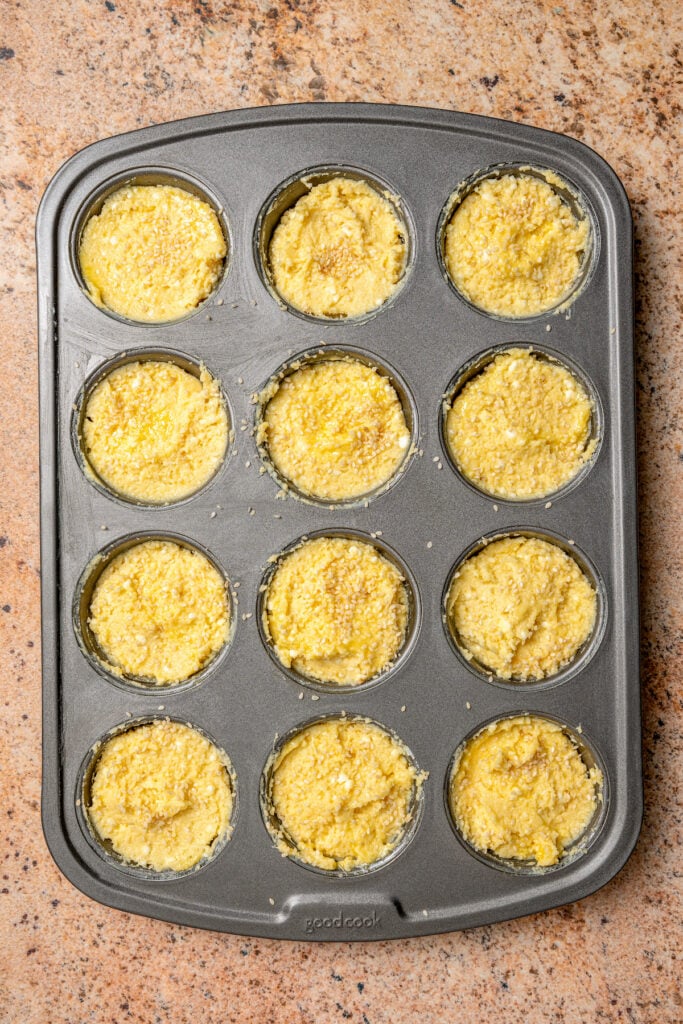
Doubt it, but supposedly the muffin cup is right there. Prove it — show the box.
[257,528,421,693]
[439,343,603,504]
[70,166,231,325]
[442,528,607,689]
[437,163,598,321]
[254,165,414,322]
[260,712,425,876]
[444,711,608,875]
[73,531,235,693]
[77,715,238,879]
[255,345,418,508]
[71,348,234,508]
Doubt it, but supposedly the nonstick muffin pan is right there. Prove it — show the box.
[38,103,641,939]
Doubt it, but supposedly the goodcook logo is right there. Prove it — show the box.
[304,909,381,934]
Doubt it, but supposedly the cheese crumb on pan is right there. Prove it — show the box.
[444,171,589,317]
[445,348,596,499]
[82,360,228,504]
[447,536,596,680]
[79,184,226,322]
[268,718,422,870]
[265,536,409,685]
[259,358,410,502]
[88,539,229,685]
[87,720,233,872]
[268,177,406,318]
[450,715,602,866]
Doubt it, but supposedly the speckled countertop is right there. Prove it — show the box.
[1,2,681,1021]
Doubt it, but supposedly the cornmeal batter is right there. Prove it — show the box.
[267,718,422,871]
[87,720,233,872]
[265,536,409,686]
[445,348,596,499]
[444,171,589,317]
[268,177,407,318]
[259,359,410,501]
[450,715,602,866]
[79,184,226,321]
[88,539,229,684]
[447,536,596,680]
[82,361,228,504]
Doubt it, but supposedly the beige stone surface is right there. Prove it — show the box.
[0,1,680,1021]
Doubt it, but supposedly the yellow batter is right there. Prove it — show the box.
[444,171,589,317]
[259,359,410,502]
[268,177,407,318]
[450,715,602,866]
[82,361,229,504]
[79,184,226,322]
[447,536,596,680]
[88,539,229,685]
[267,718,421,871]
[445,348,596,499]
[265,536,408,685]
[87,720,233,872]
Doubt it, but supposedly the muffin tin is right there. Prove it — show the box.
[38,103,641,939]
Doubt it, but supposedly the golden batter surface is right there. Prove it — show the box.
[450,715,602,866]
[444,172,589,317]
[259,359,410,502]
[82,361,228,504]
[79,184,226,322]
[447,536,596,680]
[268,718,421,871]
[88,720,233,872]
[268,177,406,318]
[88,540,229,685]
[446,348,596,499]
[265,537,409,685]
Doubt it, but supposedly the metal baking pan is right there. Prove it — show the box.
[37,103,641,939]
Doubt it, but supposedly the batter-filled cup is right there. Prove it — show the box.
[262,716,425,873]
[78,181,227,322]
[257,353,413,503]
[262,534,413,687]
[262,171,409,319]
[448,714,603,869]
[443,347,598,500]
[441,167,592,318]
[82,537,230,686]
[78,356,229,505]
[83,718,235,873]
[445,534,598,682]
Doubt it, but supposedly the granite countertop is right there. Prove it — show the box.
[0,2,680,1021]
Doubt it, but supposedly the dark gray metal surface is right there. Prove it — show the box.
[37,103,641,940]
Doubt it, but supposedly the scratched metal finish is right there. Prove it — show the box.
[37,104,641,939]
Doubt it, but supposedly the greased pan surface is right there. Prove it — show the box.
[38,103,641,939]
